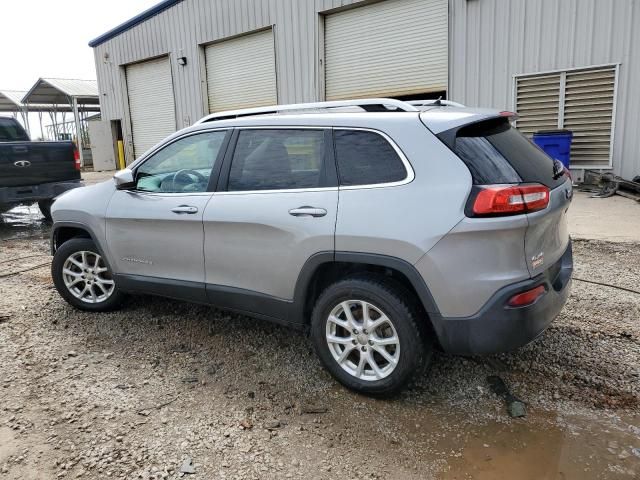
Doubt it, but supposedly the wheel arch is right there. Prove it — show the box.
[293,252,441,326]
[51,222,114,272]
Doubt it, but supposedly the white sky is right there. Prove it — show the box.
[0,0,158,137]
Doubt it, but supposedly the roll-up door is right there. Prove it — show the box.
[126,57,176,158]
[324,0,448,100]
[205,29,277,113]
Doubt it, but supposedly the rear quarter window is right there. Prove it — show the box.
[334,130,407,186]
[448,118,566,189]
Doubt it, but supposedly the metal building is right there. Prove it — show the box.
[90,0,639,179]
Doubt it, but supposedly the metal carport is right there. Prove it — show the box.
[21,78,101,167]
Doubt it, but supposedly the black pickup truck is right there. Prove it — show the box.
[0,116,82,220]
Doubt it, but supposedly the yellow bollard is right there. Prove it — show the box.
[117,140,125,170]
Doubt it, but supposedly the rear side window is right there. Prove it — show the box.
[334,130,407,186]
[450,118,566,189]
[0,117,29,141]
[228,129,326,191]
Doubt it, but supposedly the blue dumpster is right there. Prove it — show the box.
[532,130,573,169]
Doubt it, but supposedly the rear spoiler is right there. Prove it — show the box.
[433,113,517,150]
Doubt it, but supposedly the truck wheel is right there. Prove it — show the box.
[310,275,432,396]
[38,200,53,222]
[52,238,124,312]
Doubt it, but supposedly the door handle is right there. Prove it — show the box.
[288,206,327,217]
[171,205,198,214]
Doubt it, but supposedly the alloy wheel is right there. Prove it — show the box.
[61,251,115,304]
[325,300,400,381]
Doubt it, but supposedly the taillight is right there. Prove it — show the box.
[73,145,81,171]
[470,184,550,217]
[507,285,546,307]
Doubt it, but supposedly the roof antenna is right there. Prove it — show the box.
[433,96,443,106]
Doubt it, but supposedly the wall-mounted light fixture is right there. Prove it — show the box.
[177,56,187,66]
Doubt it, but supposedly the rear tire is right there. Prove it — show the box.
[310,275,432,396]
[52,238,124,312]
[38,200,53,222]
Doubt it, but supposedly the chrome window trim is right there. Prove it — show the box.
[124,190,213,198]
[215,125,414,195]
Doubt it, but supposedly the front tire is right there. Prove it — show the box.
[310,275,432,396]
[52,238,124,311]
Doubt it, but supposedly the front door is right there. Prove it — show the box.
[203,128,338,316]
[106,129,230,298]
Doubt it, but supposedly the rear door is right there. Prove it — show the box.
[449,118,572,275]
[203,128,337,309]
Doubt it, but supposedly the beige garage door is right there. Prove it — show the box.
[126,57,176,158]
[205,29,277,113]
[324,0,448,100]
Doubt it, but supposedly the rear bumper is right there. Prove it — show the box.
[431,241,573,355]
[0,180,83,206]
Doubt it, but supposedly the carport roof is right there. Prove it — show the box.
[0,89,73,113]
[0,90,27,112]
[22,78,100,105]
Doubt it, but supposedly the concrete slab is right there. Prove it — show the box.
[82,170,116,185]
[568,190,640,243]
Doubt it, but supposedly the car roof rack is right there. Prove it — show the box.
[407,99,466,108]
[195,98,419,124]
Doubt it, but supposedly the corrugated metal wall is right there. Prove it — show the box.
[94,0,639,177]
[449,0,640,179]
[93,0,366,162]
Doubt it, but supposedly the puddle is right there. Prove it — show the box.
[0,204,51,242]
[327,388,640,480]
[440,411,640,479]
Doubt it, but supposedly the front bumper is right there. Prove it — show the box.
[431,242,573,355]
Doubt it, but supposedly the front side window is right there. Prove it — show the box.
[228,129,326,191]
[135,131,227,193]
[334,130,407,186]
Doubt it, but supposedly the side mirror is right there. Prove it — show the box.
[113,168,135,190]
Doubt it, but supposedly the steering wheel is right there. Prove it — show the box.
[171,169,207,191]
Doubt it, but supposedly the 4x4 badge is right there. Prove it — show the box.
[531,252,544,269]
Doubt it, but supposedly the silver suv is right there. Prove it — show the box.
[50,98,573,395]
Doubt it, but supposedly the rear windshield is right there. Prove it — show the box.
[447,118,566,189]
[0,117,29,141]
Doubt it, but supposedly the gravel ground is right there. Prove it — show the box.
[0,237,639,479]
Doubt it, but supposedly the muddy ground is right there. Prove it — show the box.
[0,205,639,479]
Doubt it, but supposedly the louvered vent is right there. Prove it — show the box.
[515,74,561,136]
[563,67,616,166]
[515,66,617,168]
